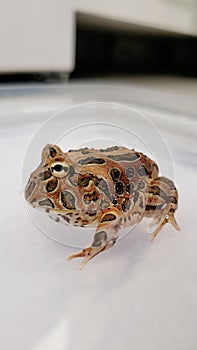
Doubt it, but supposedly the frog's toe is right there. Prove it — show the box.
[67,246,106,270]
[167,213,180,231]
[151,219,167,241]
[150,212,180,241]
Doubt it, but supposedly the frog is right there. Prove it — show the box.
[25,144,180,269]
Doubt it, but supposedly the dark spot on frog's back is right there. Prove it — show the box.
[109,168,120,182]
[68,165,75,177]
[46,178,59,192]
[121,198,131,212]
[108,153,140,162]
[115,181,124,195]
[137,165,149,177]
[78,173,92,187]
[112,198,118,205]
[38,198,54,208]
[101,213,116,222]
[133,191,139,205]
[125,166,135,178]
[98,179,113,200]
[68,147,90,154]
[61,191,76,209]
[67,166,78,186]
[78,157,105,165]
[139,200,144,209]
[137,180,145,190]
[99,146,120,152]
[126,182,134,194]
[83,191,99,204]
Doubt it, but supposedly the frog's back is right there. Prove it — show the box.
[67,145,159,179]
[65,145,159,217]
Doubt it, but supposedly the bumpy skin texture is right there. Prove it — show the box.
[25,144,180,269]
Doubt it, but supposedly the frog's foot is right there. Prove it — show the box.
[145,176,180,241]
[67,207,123,269]
[67,245,107,270]
[150,208,180,241]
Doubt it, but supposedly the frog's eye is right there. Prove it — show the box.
[50,162,69,178]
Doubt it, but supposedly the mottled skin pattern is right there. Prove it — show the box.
[25,144,180,269]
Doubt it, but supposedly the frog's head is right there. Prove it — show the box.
[25,144,73,209]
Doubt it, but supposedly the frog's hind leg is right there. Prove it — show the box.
[145,176,180,241]
[67,207,123,270]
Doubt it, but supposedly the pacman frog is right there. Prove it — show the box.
[25,144,180,269]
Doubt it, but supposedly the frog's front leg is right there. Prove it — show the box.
[67,207,123,270]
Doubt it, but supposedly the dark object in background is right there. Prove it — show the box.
[0,14,197,83]
[0,72,68,83]
[71,19,197,78]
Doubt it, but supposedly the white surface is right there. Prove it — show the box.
[0,0,75,72]
[0,80,197,350]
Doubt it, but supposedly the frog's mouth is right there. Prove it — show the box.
[25,180,56,211]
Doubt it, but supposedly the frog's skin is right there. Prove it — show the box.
[25,144,180,269]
